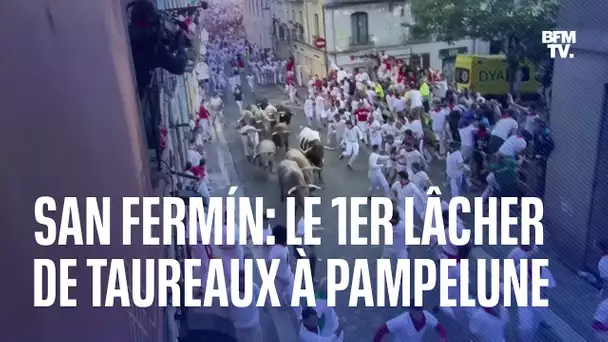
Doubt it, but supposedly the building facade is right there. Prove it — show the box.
[287,0,329,84]
[322,0,488,76]
[244,0,273,49]
[542,0,608,273]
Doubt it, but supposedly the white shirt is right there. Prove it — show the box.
[412,170,431,192]
[430,108,447,133]
[267,244,293,282]
[498,135,527,157]
[491,117,519,140]
[397,149,423,170]
[409,119,424,139]
[229,283,261,329]
[187,149,202,166]
[342,126,362,143]
[337,70,347,82]
[393,98,406,112]
[469,307,508,342]
[458,124,476,147]
[407,89,423,108]
[368,152,389,177]
[369,121,382,138]
[385,311,439,342]
[391,181,422,204]
[524,113,539,134]
[446,150,464,178]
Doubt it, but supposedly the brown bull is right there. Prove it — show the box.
[277,160,321,212]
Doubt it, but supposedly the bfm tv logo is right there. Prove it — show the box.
[542,31,576,59]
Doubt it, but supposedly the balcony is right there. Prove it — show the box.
[349,35,374,47]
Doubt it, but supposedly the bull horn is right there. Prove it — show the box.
[272,132,278,135]
[323,146,335,150]
[256,129,263,132]
[308,184,322,190]
[287,186,298,195]
[302,147,312,154]
[256,120,263,123]
[301,166,322,171]
[284,130,290,134]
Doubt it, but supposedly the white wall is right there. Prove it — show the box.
[324,3,409,53]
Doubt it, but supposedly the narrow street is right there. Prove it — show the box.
[202,81,594,341]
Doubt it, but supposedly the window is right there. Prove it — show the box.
[350,12,369,45]
[313,13,320,37]
[299,10,304,26]
[411,53,431,69]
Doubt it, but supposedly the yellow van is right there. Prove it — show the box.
[454,55,539,96]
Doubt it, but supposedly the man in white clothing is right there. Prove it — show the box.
[229,271,264,342]
[488,109,518,153]
[391,171,425,222]
[267,225,301,319]
[406,87,424,111]
[368,144,391,197]
[299,307,344,342]
[218,215,245,285]
[304,95,315,125]
[445,141,465,198]
[497,134,527,158]
[382,210,410,260]
[339,121,363,168]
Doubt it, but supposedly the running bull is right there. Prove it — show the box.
[285,148,322,185]
[298,126,333,183]
[253,139,277,175]
[277,159,322,210]
[238,125,262,161]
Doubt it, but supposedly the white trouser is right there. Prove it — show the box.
[369,171,390,196]
[236,100,243,113]
[434,130,446,156]
[199,119,211,140]
[315,107,324,121]
[305,109,314,120]
[343,141,360,165]
[248,80,254,92]
[449,174,463,198]
[357,122,368,143]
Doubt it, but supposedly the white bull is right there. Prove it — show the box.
[239,125,262,161]
[254,139,277,175]
[298,127,321,149]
